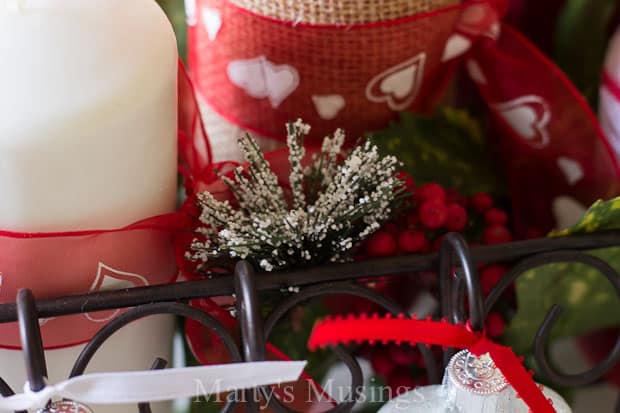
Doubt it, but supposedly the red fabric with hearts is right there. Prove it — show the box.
[471,26,620,233]
[189,0,462,142]
[0,64,209,350]
[189,0,620,234]
[601,71,620,162]
[308,315,556,413]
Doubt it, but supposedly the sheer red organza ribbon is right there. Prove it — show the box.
[308,315,556,413]
[0,63,209,349]
[188,0,620,235]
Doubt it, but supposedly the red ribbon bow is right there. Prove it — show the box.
[308,314,556,413]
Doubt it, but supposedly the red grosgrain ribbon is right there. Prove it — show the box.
[308,314,556,413]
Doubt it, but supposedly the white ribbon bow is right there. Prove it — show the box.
[0,361,306,411]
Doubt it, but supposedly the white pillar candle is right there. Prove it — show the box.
[0,1,178,411]
[0,0,178,231]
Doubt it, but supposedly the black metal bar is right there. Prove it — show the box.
[0,277,235,323]
[439,233,483,331]
[0,231,618,411]
[0,377,14,398]
[1,230,618,323]
[234,261,265,413]
[235,261,266,363]
[532,253,620,387]
[263,283,368,413]
[138,358,168,413]
[16,289,47,392]
[486,250,620,387]
[438,234,483,368]
[0,377,25,413]
[70,302,242,378]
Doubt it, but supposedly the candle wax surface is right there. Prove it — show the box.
[0,0,178,231]
[0,2,178,412]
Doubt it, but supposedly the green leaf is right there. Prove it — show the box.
[504,198,620,353]
[370,109,506,197]
[551,198,620,236]
[554,0,617,108]
[157,0,188,61]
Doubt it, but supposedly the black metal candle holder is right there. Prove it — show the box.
[0,230,619,412]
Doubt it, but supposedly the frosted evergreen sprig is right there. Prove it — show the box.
[187,120,407,273]
[287,119,309,210]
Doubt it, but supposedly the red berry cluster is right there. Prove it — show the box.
[364,176,513,259]
[358,174,512,388]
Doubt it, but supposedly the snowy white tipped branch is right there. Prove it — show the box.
[188,120,407,273]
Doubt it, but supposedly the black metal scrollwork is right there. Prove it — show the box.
[0,231,618,411]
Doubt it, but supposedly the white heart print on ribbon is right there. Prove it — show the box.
[557,157,585,186]
[600,28,620,157]
[493,95,551,148]
[38,317,54,326]
[312,95,346,120]
[228,56,300,108]
[457,2,501,40]
[366,53,426,111]
[184,0,197,26]
[466,59,487,84]
[552,196,587,230]
[202,7,222,41]
[442,34,472,62]
[85,262,149,322]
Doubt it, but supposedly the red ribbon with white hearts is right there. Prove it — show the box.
[601,70,620,158]
[308,314,556,413]
[188,0,620,234]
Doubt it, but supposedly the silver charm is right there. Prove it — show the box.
[379,349,573,413]
[37,400,93,413]
[447,350,508,395]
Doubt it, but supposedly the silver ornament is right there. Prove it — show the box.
[36,400,93,413]
[446,349,508,395]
